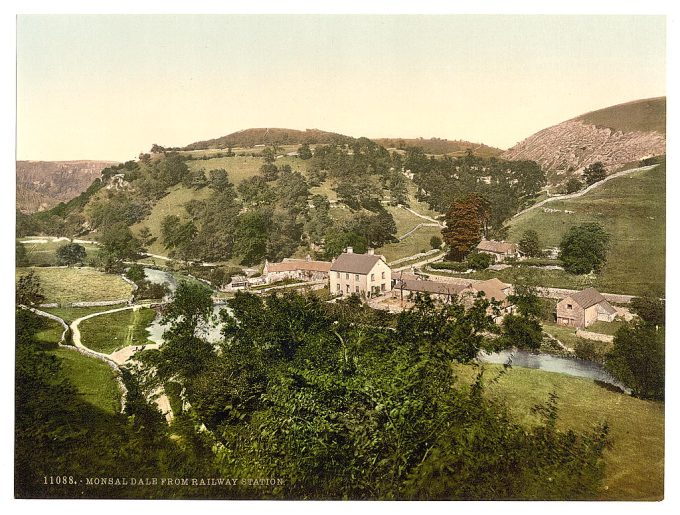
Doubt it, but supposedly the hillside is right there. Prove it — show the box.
[183,128,355,150]
[506,163,665,296]
[373,137,503,157]
[16,160,117,213]
[501,97,666,181]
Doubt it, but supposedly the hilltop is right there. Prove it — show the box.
[16,160,118,213]
[182,128,354,150]
[372,137,503,157]
[501,97,666,183]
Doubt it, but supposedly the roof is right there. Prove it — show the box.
[471,278,512,302]
[397,278,471,296]
[266,258,332,274]
[476,239,517,254]
[330,253,383,274]
[567,287,612,310]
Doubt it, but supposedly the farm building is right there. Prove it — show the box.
[476,239,520,262]
[556,287,617,328]
[330,248,392,298]
[263,256,332,284]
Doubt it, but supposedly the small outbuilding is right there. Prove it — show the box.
[476,239,520,262]
[556,287,617,328]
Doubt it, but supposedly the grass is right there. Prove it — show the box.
[507,164,665,296]
[16,267,133,305]
[186,156,266,187]
[576,97,666,134]
[19,239,101,267]
[130,184,213,256]
[49,347,121,415]
[453,363,664,500]
[34,317,65,346]
[42,304,126,324]
[587,320,626,336]
[377,226,442,263]
[79,308,156,354]
[385,205,431,236]
[542,321,581,349]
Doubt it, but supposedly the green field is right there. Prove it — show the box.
[43,304,127,324]
[377,226,442,263]
[19,238,101,266]
[49,348,121,415]
[453,363,664,500]
[506,164,665,296]
[80,307,156,354]
[33,317,65,346]
[16,267,133,305]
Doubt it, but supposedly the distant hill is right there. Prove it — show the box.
[372,138,503,157]
[183,128,355,150]
[16,160,118,213]
[501,97,666,177]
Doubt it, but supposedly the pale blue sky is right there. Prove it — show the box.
[17,15,666,160]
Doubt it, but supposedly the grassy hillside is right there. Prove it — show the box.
[506,164,665,295]
[454,363,664,500]
[576,97,666,134]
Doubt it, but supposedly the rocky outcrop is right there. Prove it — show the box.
[16,160,117,213]
[502,119,665,173]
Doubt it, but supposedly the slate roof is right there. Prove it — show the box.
[330,253,383,274]
[476,239,518,254]
[569,287,616,312]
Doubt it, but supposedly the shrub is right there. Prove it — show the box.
[429,261,470,272]
[430,236,443,249]
[467,252,493,271]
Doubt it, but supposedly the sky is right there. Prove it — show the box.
[16,14,666,161]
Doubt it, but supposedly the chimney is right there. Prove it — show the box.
[346,247,353,254]
[367,248,374,255]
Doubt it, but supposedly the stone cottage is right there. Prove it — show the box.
[556,287,617,328]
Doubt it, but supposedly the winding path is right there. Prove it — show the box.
[512,164,658,219]
[70,304,173,422]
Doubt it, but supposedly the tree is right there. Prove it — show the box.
[298,143,313,160]
[138,226,157,251]
[442,194,490,261]
[605,321,664,400]
[430,236,442,249]
[629,296,665,327]
[583,162,606,186]
[98,222,143,271]
[559,223,610,275]
[56,242,86,266]
[16,270,45,306]
[565,178,583,194]
[518,230,542,258]
[501,284,543,350]
[16,240,28,267]
[467,252,492,271]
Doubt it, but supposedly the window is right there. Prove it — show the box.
[346,273,349,280]
[355,274,359,281]
[381,283,386,292]
[567,303,573,309]
[356,286,359,293]
[382,271,385,279]
[371,273,375,281]
[336,283,340,292]
[346,284,350,293]
[336,272,340,278]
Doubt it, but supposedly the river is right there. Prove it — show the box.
[478,348,630,393]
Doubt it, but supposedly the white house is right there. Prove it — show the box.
[329,248,392,298]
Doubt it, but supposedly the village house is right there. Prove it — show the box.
[476,239,520,262]
[263,256,332,284]
[330,248,392,298]
[555,287,617,328]
[392,275,514,322]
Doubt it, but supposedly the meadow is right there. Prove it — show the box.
[79,307,157,354]
[453,363,664,500]
[16,267,133,305]
[506,164,665,296]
